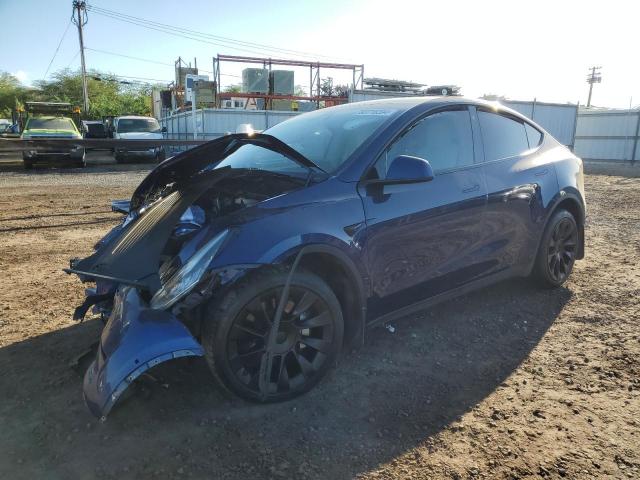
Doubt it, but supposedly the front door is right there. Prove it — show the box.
[359,106,490,319]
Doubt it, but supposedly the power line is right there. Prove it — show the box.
[85,46,241,78]
[86,3,332,59]
[98,73,172,83]
[86,8,293,58]
[85,3,343,61]
[65,50,81,69]
[43,20,73,79]
[86,47,173,67]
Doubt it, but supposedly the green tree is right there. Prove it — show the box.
[32,69,152,118]
[223,84,242,93]
[0,72,29,118]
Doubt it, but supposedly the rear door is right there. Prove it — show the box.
[359,106,491,319]
[475,107,558,275]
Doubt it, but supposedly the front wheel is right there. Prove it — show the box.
[202,268,344,402]
[532,209,578,288]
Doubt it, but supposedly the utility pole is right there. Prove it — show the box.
[72,1,89,115]
[586,66,602,108]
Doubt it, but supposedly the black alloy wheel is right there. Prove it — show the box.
[203,269,343,402]
[547,217,578,283]
[533,209,578,288]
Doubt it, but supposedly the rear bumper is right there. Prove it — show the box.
[83,287,203,418]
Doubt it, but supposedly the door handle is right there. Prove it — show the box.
[535,168,549,177]
[462,184,480,193]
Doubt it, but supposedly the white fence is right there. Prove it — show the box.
[160,109,298,144]
[574,109,640,162]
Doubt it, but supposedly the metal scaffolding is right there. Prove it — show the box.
[212,54,364,109]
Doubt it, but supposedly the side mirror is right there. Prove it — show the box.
[161,126,167,133]
[373,155,434,185]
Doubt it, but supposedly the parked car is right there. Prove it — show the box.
[111,115,166,163]
[0,123,20,138]
[21,116,85,168]
[67,97,585,418]
[82,120,107,139]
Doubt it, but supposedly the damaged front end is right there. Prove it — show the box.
[84,287,204,419]
[66,134,318,418]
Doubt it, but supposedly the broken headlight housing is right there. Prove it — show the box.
[150,229,229,310]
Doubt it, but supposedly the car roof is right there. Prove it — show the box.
[116,115,156,120]
[339,95,518,112]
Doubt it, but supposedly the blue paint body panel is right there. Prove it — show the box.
[74,97,586,417]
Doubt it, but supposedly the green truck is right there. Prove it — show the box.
[20,102,86,169]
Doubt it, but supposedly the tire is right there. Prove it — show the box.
[23,160,33,170]
[532,209,578,288]
[72,151,86,168]
[114,153,125,163]
[202,267,344,402]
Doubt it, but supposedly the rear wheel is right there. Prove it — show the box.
[202,268,343,402]
[532,209,578,288]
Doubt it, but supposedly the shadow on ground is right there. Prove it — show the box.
[0,279,571,479]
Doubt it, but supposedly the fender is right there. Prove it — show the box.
[546,188,585,256]
[277,242,368,346]
[526,188,585,273]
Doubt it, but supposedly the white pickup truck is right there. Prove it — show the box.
[112,115,166,163]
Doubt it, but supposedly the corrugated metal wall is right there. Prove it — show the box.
[574,109,640,162]
[160,109,299,151]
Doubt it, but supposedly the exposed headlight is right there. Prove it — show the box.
[150,229,229,310]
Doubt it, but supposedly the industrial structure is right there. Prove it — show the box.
[213,54,364,110]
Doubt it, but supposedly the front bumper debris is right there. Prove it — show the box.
[83,287,203,419]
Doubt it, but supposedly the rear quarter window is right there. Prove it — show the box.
[478,110,530,162]
[525,123,543,148]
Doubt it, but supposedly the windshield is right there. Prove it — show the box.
[117,118,160,133]
[216,105,400,174]
[26,117,76,131]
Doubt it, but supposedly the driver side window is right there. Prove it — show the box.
[373,108,474,179]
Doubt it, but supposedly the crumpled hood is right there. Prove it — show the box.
[66,134,314,292]
[130,133,320,211]
[116,131,163,140]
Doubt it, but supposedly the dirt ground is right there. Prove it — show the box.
[0,161,638,479]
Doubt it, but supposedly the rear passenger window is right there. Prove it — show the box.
[375,109,474,177]
[478,110,530,161]
[525,123,542,148]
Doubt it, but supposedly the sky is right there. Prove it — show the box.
[1,0,639,108]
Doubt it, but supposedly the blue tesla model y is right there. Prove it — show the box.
[67,97,585,417]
